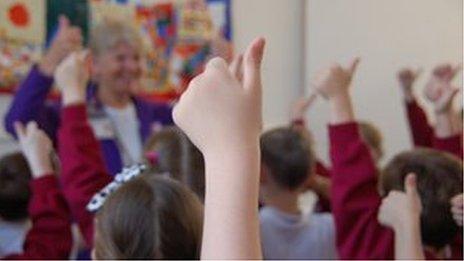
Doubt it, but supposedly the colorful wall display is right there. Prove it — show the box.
[0,0,232,101]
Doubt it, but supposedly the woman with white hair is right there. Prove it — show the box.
[5,16,173,175]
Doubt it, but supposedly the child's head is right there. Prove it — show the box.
[0,152,31,222]
[260,127,313,192]
[381,148,463,250]
[94,174,203,259]
[359,121,383,163]
[143,127,205,200]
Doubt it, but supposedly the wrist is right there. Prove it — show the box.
[28,157,54,178]
[63,88,86,105]
[393,212,421,231]
[328,93,355,124]
[38,58,59,77]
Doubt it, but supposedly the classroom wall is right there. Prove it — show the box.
[232,0,305,130]
[1,0,462,163]
[0,0,306,157]
[304,0,463,165]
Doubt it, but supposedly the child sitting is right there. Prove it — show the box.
[259,127,337,259]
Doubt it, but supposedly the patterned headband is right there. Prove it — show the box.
[87,164,147,212]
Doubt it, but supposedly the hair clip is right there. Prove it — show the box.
[145,151,159,166]
[86,164,147,212]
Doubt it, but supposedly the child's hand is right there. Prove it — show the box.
[432,63,461,83]
[397,68,421,102]
[291,92,318,121]
[430,84,459,114]
[54,50,90,106]
[312,58,360,100]
[450,194,463,227]
[14,122,54,178]
[424,63,460,103]
[378,173,422,230]
[173,37,265,155]
[39,15,83,76]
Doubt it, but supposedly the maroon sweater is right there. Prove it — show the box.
[58,105,113,247]
[406,99,463,159]
[329,122,394,259]
[5,175,72,260]
[330,122,463,259]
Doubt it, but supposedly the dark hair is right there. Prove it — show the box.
[143,127,205,201]
[0,152,32,221]
[382,148,463,249]
[260,127,313,190]
[94,174,203,259]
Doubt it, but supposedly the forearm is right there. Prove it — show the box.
[4,66,55,137]
[201,143,262,260]
[329,93,355,124]
[58,104,112,246]
[434,111,455,138]
[394,220,425,260]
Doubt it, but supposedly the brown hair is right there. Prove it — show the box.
[94,174,203,259]
[143,127,205,201]
[359,121,383,160]
[0,152,31,221]
[381,148,463,249]
[260,127,314,190]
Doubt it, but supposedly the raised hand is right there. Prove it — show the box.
[397,68,421,102]
[424,63,461,102]
[378,173,424,260]
[450,194,463,227]
[39,15,83,76]
[54,50,90,106]
[433,63,461,83]
[173,38,265,155]
[312,58,360,124]
[14,122,54,178]
[378,173,422,230]
[312,58,360,100]
[174,37,265,260]
[291,92,318,121]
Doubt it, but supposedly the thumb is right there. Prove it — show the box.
[243,37,266,94]
[347,57,360,76]
[58,15,70,31]
[405,173,418,197]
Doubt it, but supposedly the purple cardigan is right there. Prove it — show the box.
[4,65,173,175]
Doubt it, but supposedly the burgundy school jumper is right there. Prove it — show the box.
[4,176,72,260]
[58,105,113,247]
[329,122,463,260]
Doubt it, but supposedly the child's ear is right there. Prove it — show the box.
[260,164,268,184]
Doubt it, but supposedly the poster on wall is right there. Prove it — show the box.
[0,0,232,101]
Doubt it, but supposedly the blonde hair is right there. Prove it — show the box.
[89,19,143,57]
[359,121,383,160]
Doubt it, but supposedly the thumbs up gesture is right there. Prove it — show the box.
[312,58,360,100]
[378,173,422,230]
[39,15,83,76]
[173,37,266,154]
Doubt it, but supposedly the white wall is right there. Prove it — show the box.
[232,0,305,130]
[305,0,463,165]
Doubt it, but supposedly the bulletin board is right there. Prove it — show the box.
[0,0,232,101]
